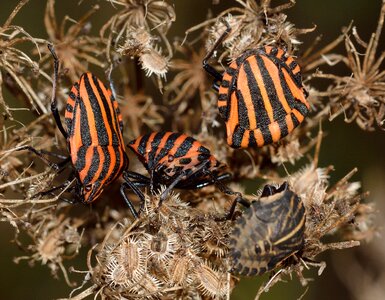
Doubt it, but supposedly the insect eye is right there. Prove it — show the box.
[84,185,92,192]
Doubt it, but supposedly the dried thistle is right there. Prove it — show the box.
[40,0,104,82]
[0,0,47,118]
[70,191,232,299]
[315,0,385,130]
[101,0,175,85]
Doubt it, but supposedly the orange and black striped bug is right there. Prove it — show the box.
[17,44,143,219]
[126,131,248,216]
[229,182,306,276]
[203,20,310,148]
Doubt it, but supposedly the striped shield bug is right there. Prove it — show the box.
[126,131,248,215]
[229,182,306,276]
[17,44,143,219]
[203,20,310,148]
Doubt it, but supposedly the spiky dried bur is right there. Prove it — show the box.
[0,0,48,118]
[186,0,314,62]
[313,0,385,130]
[101,0,175,85]
[38,0,105,83]
[72,190,233,299]
[1,202,84,287]
[164,42,212,107]
[0,114,60,194]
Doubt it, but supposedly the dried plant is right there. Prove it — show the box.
[100,0,175,86]
[314,0,385,130]
[0,0,47,118]
[39,0,105,82]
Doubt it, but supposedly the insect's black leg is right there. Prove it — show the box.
[122,171,147,218]
[120,181,143,219]
[177,172,232,190]
[159,162,209,206]
[206,172,250,219]
[47,44,68,140]
[14,146,62,170]
[202,19,231,82]
[124,171,151,183]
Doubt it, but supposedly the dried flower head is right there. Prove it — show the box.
[40,0,104,82]
[71,191,232,299]
[315,1,385,130]
[0,0,47,118]
[101,0,175,85]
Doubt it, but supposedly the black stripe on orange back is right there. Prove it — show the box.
[256,55,287,122]
[226,66,237,76]
[249,130,257,146]
[109,146,124,182]
[66,103,74,113]
[97,146,111,184]
[83,74,110,146]
[260,127,273,145]
[83,147,100,185]
[291,112,300,127]
[137,133,150,158]
[278,118,289,138]
[268,55,303,89]
[243,60,271,130]
[235,88,250,129]
[221,80,230,88]
[79,97,92,146]
[91,74,121,145]
[232,125,245,148]
[278,70,309,117]
[174,136,194,158]
[154,132,180,164]
[74,145,87,173]
[109,146,128,182]
[68,90,77,101]
[147,132,165,169]
[198,145,210,155]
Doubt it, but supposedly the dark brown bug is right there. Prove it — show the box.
[126,131,248,214]
[229,183,305,276]
[203,21,310,148]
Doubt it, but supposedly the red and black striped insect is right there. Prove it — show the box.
[203,21,310,148]
[229,182,306,276]
[126,131,247,214]
[18,44,142,218]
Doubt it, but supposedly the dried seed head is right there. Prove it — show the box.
[194,262,228,298]
[104,237,147,288]
[139,47,169,79]
[128,274,163,298]
[148,230,179,262]
[168,255,193,286]
[116,26,153,57]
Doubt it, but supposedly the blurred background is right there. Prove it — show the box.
[0,0,384,299]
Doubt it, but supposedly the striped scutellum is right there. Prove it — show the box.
[229,183,306,276]
[203,21,310,148]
